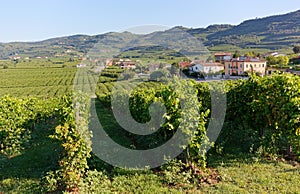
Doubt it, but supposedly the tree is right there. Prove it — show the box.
[150,69,169,81]
[277,56,289,67]
[266,55,277,66]
[245,51,255,57]
[121,71,135,80]
[233,50,241,58]
[293,45,300,54]
[135,61,148,73]
[170,62,180,76]
[266,55,289,67]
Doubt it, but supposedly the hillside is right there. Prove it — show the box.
[205,9,300,49]
[0,10,299,59]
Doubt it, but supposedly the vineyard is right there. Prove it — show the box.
[0,62,300,193]
[95,72,300,160]
[0,66,100,98]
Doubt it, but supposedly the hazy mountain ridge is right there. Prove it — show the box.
[1,10,299,59]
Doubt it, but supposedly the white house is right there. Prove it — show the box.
[77,64,87,68]
[189,64,204,73]
[189,62,224,74]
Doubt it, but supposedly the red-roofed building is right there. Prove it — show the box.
[179,61,193,68]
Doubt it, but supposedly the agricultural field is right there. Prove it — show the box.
[0,59,99,98]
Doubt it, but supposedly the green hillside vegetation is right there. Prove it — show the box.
[206,10,300,49]
[1,10,299,60]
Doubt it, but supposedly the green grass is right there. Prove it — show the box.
[201,155,300,193]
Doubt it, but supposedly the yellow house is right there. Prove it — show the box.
[224,58,266,76]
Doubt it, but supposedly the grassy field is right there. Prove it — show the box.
[202,154,300,193]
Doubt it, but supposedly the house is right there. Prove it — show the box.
[214,52,232,63]
[224,58,267,76]
[189,62,224,74]
[119,61,136,69]
[189,64,204,73]
[105,59,113,67]
[115,59,136,69]
[179,61,193,69]
[77,64,87,68]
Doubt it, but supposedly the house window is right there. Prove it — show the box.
[254,64,256,67]
[240,64,243,68]
[259,64,261,67]
[228,64,230,68]
[246,64,248,68]
[228,70,230,75]
[240,71,242,75]
[262,64,264,68]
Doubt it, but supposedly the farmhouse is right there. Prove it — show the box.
[114,59,136,69]
[224,57,266,76]
[119,61,136,69]
[189,61,224,74]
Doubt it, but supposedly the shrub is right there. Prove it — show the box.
[0,97,59,157]
[215,73,300,159]
[42,93,92,192]
[150,69,169,81]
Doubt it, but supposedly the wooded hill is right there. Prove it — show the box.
[0,10,299,59]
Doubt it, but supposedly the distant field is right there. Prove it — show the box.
[0,59,99,98]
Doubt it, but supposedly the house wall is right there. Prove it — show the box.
[243,62,266,75]
[190,64,204,73]
[225,61,239,76]
[203,66,224,73]
[190,64,223,74]
[225,61,266,76]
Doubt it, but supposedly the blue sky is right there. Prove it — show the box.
[0,0,299,42]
